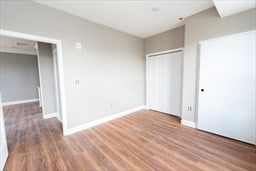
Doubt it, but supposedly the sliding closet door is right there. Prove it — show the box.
[197,31,256,144]
[147,51,182,116]
[147,56,162,112]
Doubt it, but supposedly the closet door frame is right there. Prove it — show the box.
[146,47,184,114]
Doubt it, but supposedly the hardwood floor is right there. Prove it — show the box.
[3,102,256,171]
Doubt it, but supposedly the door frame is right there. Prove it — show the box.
[0,93,8,171]
[35,42,45,115]
[145,47,184,114]
[0,29,68,135]
[52,46,61,122]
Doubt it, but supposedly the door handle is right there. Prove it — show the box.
[201,89,205,92]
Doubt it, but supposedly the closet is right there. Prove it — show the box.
[146,50,183,116]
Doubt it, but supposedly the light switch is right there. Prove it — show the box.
[76,42,82,49]
[74,79,80,87]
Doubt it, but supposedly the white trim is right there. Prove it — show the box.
[52,47,61,122]
[64,105,146,135]
[0,30,61,44]
[3,99,39,106]
[181,119,196,128]
[0,29,68,136]
[56,37,68,134]
[146,47,184,57]
[0,93,8,171]
[56,114,62,123]
[37,87,42,107]
[43,112,62,123]
[36,42,45,115]
[198,30,256,45]
[0,141,8,171]
[0,47,37,55]
[144,106,150,110]
[43,112,58,119]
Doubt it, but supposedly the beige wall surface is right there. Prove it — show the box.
[37,42,57,115]
[0,1,145,128]
[0,52,40,102]
[144,26,185,54]
[182,7,256,123]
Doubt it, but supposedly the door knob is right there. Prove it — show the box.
[201,89,204,92]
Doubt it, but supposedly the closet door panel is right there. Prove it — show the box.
[147,56,161,112]
[161,52,182,115]
[147,57,157,110]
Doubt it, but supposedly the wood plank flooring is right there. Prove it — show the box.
[3,102,256,171]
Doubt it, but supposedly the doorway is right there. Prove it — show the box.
[0,29,67,170]
[0,29,67,132]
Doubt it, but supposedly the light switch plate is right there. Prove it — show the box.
[74,79,80,87]
[76,42,82,49]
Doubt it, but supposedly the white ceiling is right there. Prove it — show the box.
[35,0,214,38]
[0,36,37,55]
[214,0,256,18]
[34,0,256,38]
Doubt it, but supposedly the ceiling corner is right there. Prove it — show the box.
[213,0,256,18]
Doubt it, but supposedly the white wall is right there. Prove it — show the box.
[0,52,40,102]
[0,1,145,128]
[182,7,256,123]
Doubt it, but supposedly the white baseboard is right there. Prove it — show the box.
[64,105,146,136]
[43,113,58,119]
[2,99,39,106]
[56,115,62,123]
[0,141,8,171]
[43,113,63,123]
[144,106,150,110]
[181,119,196,128]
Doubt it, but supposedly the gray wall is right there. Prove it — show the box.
[182,7,256,123]
[37,42,57,115]
[144,26,185,54]
[0,52,40,102]
[2,1,253,128]
[0,1,145,128]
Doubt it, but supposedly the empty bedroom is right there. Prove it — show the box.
[0,0,255,171]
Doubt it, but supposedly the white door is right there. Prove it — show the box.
[197,31,256,144]
[147,51,183,116]
[147,56,160,112]
[0,93,8,171]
